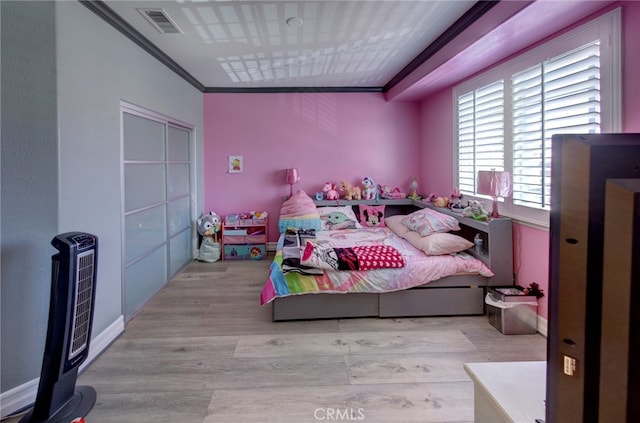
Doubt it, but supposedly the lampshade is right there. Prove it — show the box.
[477,170,512,218]
[285,168,300,185]
[285,168,300,196]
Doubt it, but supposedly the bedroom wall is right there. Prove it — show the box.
[203,93,421,240]
[418,1,640,321]
[1,0,204,410]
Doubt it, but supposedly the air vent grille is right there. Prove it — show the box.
[138,8,182,34]
[68,249,95,359]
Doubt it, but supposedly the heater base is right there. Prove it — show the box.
[20,386,96,423]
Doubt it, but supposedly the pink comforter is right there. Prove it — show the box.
[261,227,494,304]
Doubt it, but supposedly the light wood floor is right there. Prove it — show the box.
[11,258,547,423]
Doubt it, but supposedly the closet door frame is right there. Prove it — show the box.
[120,101,196,320]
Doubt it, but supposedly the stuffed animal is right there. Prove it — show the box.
[379,185,406,199]
[250,210,268,220]
[434,196,449,208]
[197,211,221,241]
[361,177,379,200]
[462,200,490,221]
[196,211,222,262]
[449,189,464,210]
[339,180,361,200]
[322,182,339,200]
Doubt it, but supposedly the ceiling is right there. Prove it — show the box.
[90,0,483,91]
[86,0,616,97]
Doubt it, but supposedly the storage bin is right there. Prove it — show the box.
[223,244,266,260]
[486,286,538,335]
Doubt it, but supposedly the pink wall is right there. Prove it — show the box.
[203,92,421,239]
[418,1,640,320]
[419,89,454,196]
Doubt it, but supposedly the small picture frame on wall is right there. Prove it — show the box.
[228,155,243,173]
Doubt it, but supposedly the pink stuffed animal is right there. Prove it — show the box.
[324,182,339,200]
[322,182,339,200]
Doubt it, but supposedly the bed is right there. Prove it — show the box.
[261,199,513,321]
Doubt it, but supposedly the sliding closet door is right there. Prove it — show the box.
[122,107,193,320]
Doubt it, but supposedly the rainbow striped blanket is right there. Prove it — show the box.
[260,227,493,304]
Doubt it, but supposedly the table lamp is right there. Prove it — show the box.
[477,170,512,218]
[285,168,300,197]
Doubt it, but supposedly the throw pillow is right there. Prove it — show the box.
[359,204,386,227]
[402,207,460,236]
[384,215,410,237]
[404,232,474,256]
[317,206,362,230]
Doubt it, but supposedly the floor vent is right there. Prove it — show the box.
[138,8,182,34]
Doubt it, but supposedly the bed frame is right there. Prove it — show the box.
[271,199,513,321]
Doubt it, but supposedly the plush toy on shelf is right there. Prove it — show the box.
[449,188,464,211]
[462,200,491,221]
[339,180,361,200]
[361,176,379,200]
[322,182,340,200]
[250,210,268,220]
[379,185,407,199]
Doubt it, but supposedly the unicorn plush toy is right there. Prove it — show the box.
[361,177,379,200]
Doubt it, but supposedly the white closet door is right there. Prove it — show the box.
[166,125,192,277]
[122,110,193,320]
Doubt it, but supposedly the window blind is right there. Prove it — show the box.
[457,80,505,194]
[511,41,601,210]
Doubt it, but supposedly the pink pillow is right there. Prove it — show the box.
[385,215,410,237]
[402,207,460,236]
[359,205,386,227]
[404,232,473,256]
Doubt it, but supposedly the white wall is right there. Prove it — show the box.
[1,0,204,414]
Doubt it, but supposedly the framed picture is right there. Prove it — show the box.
[228,155,243,173]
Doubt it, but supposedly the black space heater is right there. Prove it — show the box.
[21,232,98,423]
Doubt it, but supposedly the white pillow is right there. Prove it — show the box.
[385,215,410,237]
[317,206,362,230]
[404,231,473,256]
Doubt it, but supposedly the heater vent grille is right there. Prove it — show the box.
[69,250,95,359]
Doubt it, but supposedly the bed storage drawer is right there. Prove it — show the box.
[273,293,379,321]
[379,286,485,317]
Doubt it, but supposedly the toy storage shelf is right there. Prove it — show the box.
[222,215,268,261]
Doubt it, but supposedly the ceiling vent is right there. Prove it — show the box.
[138,8,182,34]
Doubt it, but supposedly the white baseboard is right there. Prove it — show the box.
[537,315,548,338]
[267,241,277,252]
[0,315,124,419]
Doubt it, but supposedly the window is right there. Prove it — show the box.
[454,9,621,227]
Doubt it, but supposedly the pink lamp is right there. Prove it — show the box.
[477,170,512,218]
[285,168,300,197]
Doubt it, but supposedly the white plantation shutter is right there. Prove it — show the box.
[453,9,619,226]
[511,41,601,210]
[457,81,505,194]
